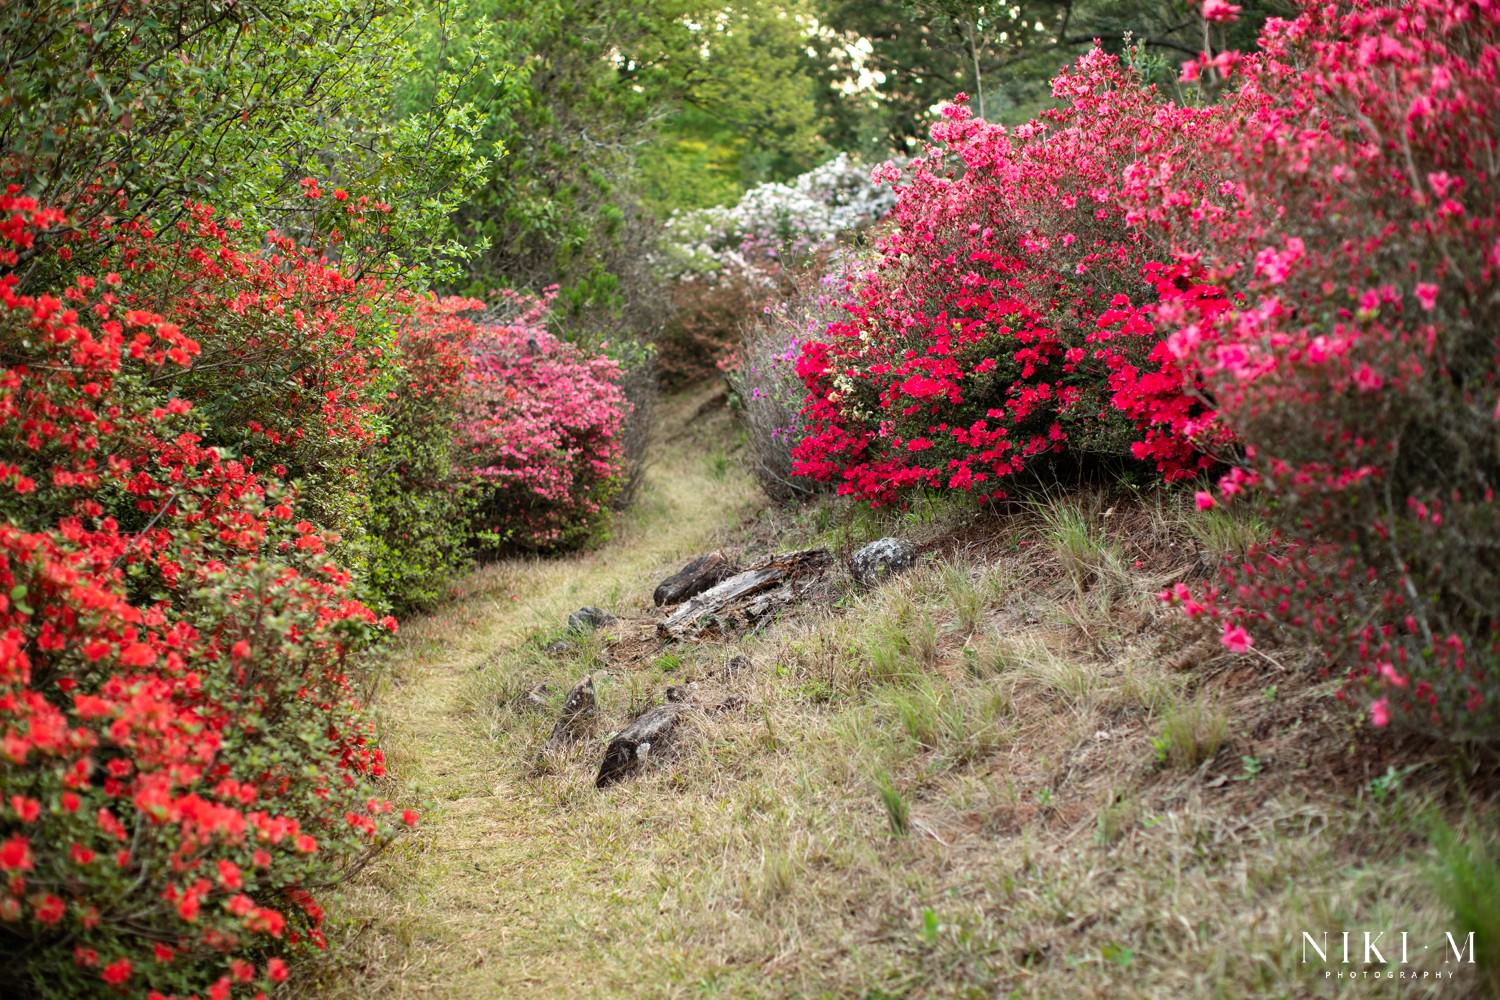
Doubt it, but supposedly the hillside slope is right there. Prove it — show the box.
[310,385,1497,999]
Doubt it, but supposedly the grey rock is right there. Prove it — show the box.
[653,552,740,606]
[567,606,616,633]
[515,682,552,713]
[851,537,918,587]
[545,675,598,750]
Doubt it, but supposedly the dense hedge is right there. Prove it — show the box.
[0,190,406,996]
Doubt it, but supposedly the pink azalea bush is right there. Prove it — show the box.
[791,0,1500,741]
[1144,0,1500,741]
[459,289,631,550]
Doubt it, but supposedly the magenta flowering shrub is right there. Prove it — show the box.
[791,54,1225,507]
[1145,0,1500,741]
[791,0,1500,741]
[459,290,631,550]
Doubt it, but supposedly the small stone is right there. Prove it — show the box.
[567,606,616,633]
[724,654,752,679]
[653,552,740,606]
[516,682,552,713]
[851,537,918,587]
[545,675,598,750]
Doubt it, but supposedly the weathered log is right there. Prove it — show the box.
[545,675,597,750]
[657,548,831,641]
[596,702,682,787]
[653,552,740,606]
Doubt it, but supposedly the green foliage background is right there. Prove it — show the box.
[2,0,1283,315]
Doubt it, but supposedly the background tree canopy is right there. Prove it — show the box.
[2,0,1288,324]
[808,0,1291,152]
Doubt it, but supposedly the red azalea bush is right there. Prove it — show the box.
[459,289,631,550]
[1143,0,1500,741]
[61,192,448,614]
[0,177,634,993]
[115,200,392,548]
[0,189,415,996]
[790,54,1227,507]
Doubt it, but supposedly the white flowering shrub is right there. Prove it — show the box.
[660,153,895,282]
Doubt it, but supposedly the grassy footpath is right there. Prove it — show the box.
[309,386,1499,999]
[304,384,763,996]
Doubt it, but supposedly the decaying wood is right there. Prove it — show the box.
[545,674,597,750]
[657,548,831,641]
[653,551,740,606]
[596,701,683,787]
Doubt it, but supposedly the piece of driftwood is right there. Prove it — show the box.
[653,552,740,606]
[545,675,597,750]
[657,548,830,641]
[596,702,682,787]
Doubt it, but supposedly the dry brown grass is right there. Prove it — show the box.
[305,393,1500,999]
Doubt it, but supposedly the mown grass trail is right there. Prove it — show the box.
[312,385,1492,1000]
[310,385,764,997]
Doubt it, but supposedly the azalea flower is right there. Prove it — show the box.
[1221,623,1253,654]
[1201,0,1241,23]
